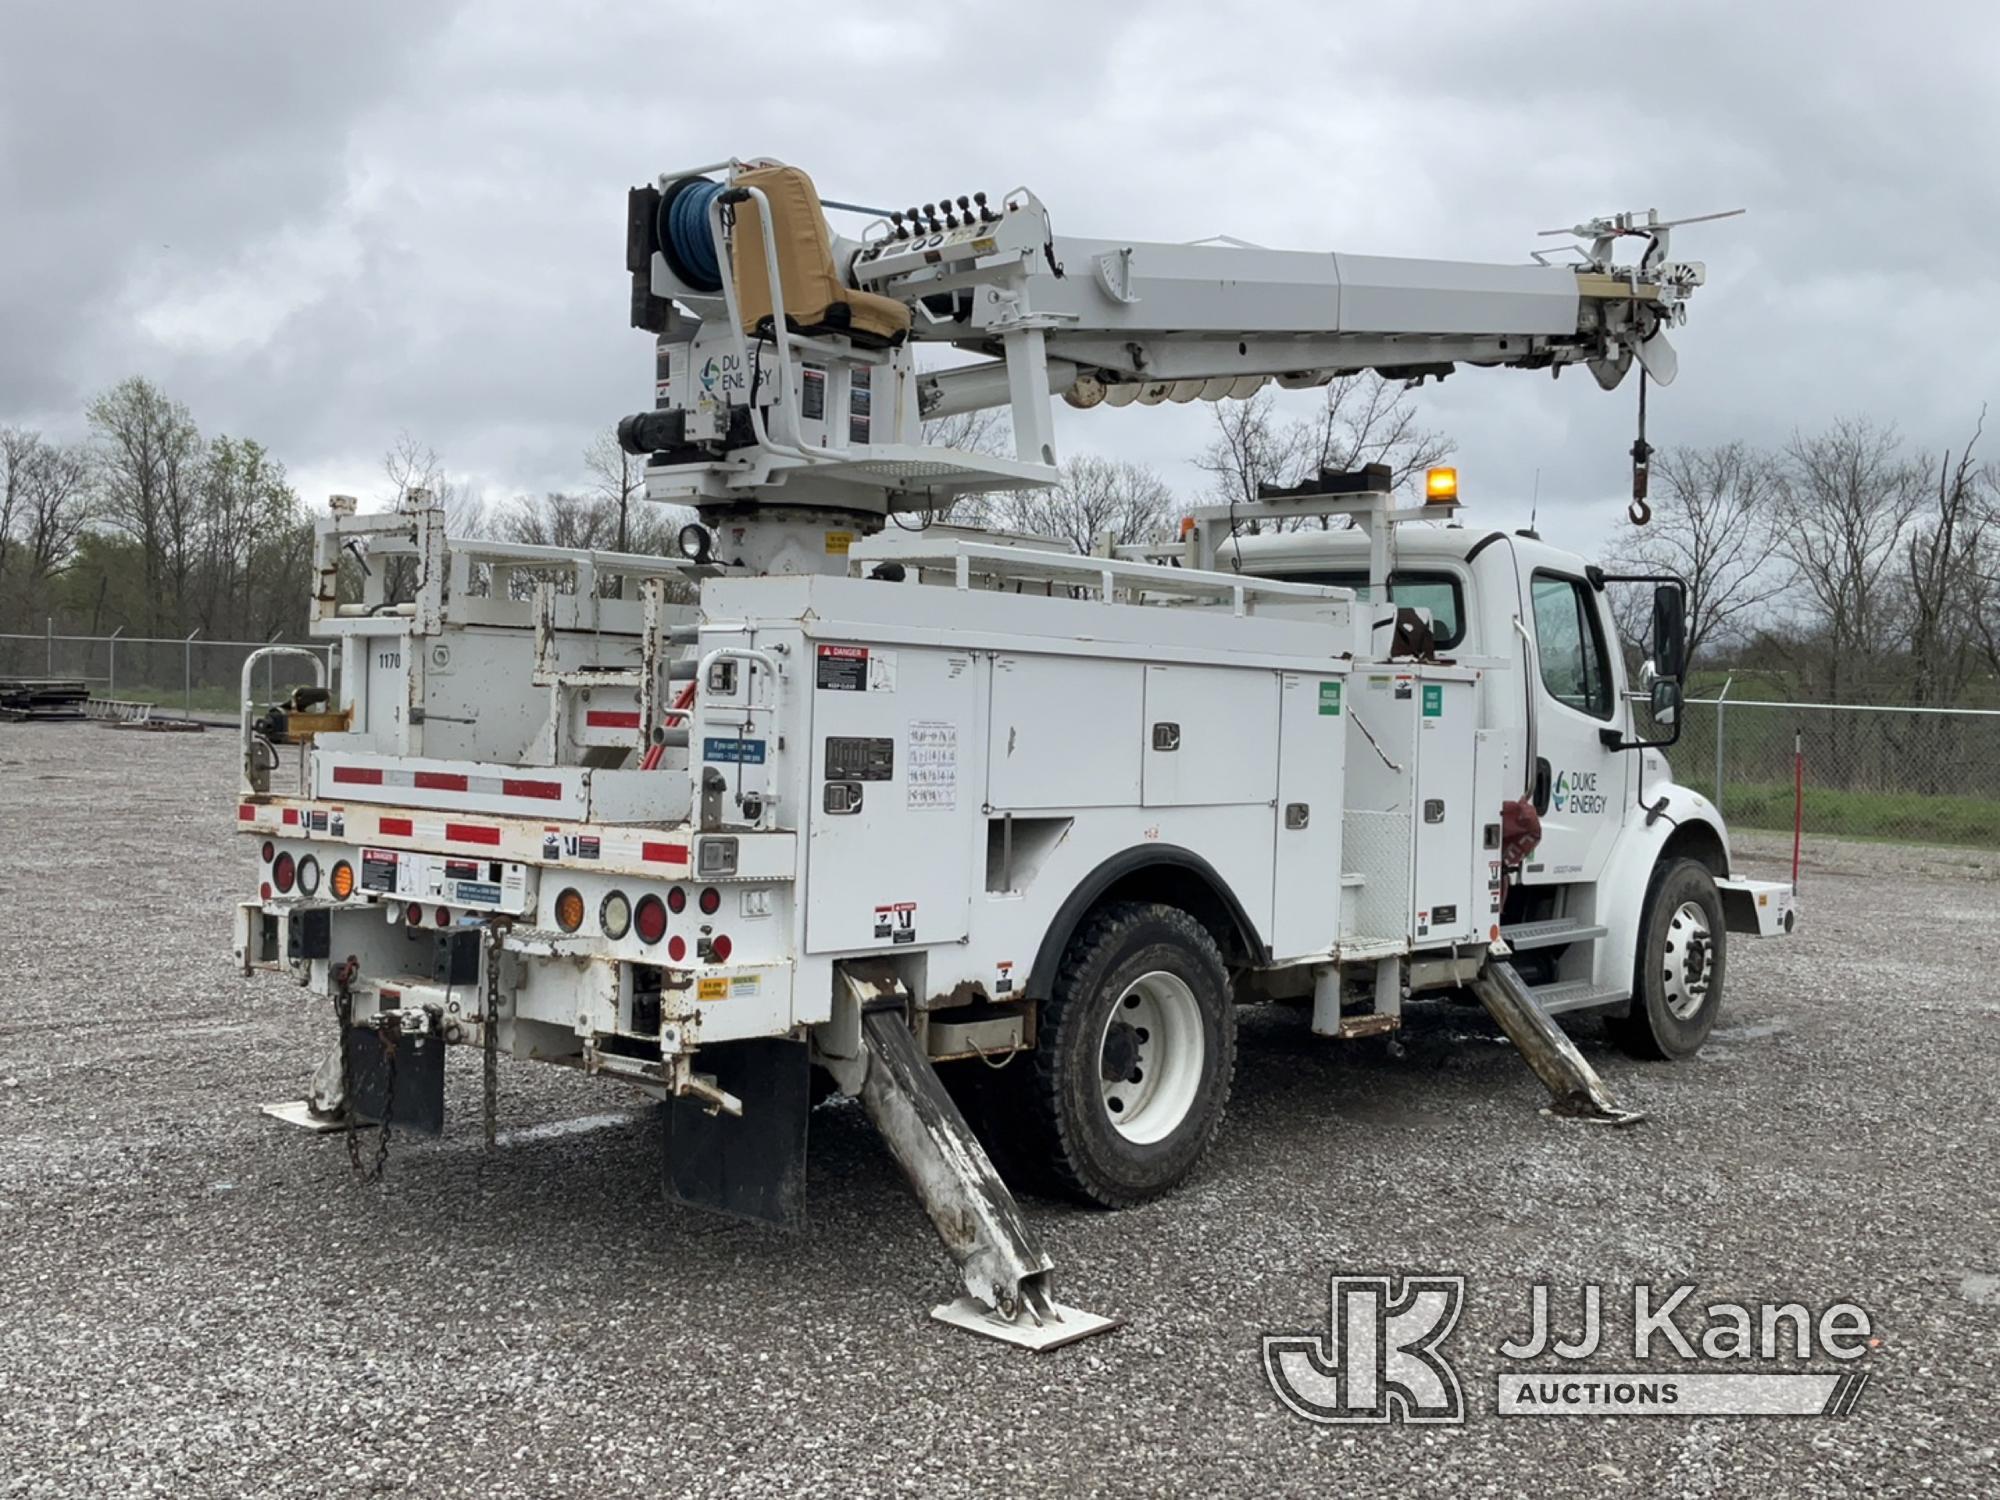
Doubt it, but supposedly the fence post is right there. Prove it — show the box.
[1711,676,1734,816]
[108,625,124,697]
[46,616,53,675]
[183,628,202,719]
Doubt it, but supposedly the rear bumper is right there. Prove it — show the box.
[1716,876,1797,937]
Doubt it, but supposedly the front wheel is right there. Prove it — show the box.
[1611,858,1727,1060]
[1024,901,1236,1208]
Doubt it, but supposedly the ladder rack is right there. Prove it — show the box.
[876,540,1353,616]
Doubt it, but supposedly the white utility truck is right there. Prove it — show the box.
[234,159,1794,1348]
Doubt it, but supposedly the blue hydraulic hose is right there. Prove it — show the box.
[661,177,725,292]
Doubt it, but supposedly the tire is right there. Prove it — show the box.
[1022,901,1237,1208]
[1611,858,1727,1060]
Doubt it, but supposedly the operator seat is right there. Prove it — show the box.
[732,165,911,349]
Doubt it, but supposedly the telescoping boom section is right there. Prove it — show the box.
[234,156,1771,1349]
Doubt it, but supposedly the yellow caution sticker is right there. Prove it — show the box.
[824,530,854,556]
[696,976,730,1002]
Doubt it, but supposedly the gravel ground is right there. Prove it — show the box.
[2,723,1995,1498]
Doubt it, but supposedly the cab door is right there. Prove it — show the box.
[1521,570,1631,885]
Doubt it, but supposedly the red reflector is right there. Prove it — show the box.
[710,933,732,962]
[635,895,668,945]
[436,906,451,927]
[379,817,414,837]
[238,803,255,821]
[281,808,300,825]
[698,886,721,915]
[446,822,501,846]
[414,771,468,791]
[260,882,272,901]
[333,766,384,785]
[643,841,689,864]
[261,840,275,862]
[501,778,563,801]
[666,885,686,914]
[585,710,642,729]
[406,903,423,925]
[666,934,686,962]
[273,852,296,894]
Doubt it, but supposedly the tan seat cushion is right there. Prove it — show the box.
[733,165,910,346]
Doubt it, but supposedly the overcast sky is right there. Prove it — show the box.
[3,0,1994,558]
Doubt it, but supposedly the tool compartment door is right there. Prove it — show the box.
[1142,664,1279,808]
[805,644,978,953]
[1271,672,1348,959]
[1411,674,1478,944]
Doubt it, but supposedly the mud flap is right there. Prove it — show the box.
[342,1022,446,1136]
[664,1038,810,1230]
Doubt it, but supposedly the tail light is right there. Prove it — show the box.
[272,851,296,894]
[330,861,355,899]
[261,840,275,862]
[554,887,585,933]
[635,895,667,945]
[710,933,733,962]
[600,891,632,940]
[698,886,721,915]
[296,854,321,897]
[666,885,687,914]
[666,934,686,962]
[406,902,423,926]
[435,905,451,927]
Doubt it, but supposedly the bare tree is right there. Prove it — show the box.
[1,427,36,585]
[989,455,1175,554]
[1774,417,1926,701]
[1194,376,1452,536]
[1903,409,1991,709]
[383,431,486,536]
[583,428,643,553]
[1292,372,1454,494]
[1609,443,1785,672]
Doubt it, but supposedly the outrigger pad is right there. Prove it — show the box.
[342,1023,446,1136]
[664,1038,811,1231]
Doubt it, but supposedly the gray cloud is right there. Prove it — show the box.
[4,0,1994,555]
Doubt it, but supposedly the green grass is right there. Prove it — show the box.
[1709,780,2000,849]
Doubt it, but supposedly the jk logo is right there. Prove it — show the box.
[1263,1275,1465,1424]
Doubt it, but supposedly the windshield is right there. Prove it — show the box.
[1263,569,1464,649]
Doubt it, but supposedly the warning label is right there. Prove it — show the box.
[817,644,868,691]
[361,848,399,894]
[873,901,918,945]
[696,977,730,1002]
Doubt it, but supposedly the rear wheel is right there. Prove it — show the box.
[1022,901,1236,1208]
[1612,858,1727,1060]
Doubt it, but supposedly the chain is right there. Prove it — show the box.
[482,924,502,1153]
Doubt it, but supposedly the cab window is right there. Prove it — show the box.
[1281,569,1464,649]
[1530,572,1614,719]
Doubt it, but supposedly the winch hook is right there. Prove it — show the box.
[1628,369,1653,525]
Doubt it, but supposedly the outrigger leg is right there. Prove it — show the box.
[855,1007,1118,1351]
[1470,960,1645,1127]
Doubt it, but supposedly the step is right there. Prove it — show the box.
[1501,918,1608,952]
[1525,979,1629,1016]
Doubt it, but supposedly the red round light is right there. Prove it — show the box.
[698,886,721,915]
[634,895,667,945]
[261,840,275,862]
[260,882,272,901]
[272,851,296,893]
[666,885,687,914]
[666,934,686,962]
[711,933,732,962]
[406,902,423,926]
[436,906,451,927]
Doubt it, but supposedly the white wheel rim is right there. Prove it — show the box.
[1662,900,1714,1021]
[1098,970,1205,1144]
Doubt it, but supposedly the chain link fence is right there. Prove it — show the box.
[1672,693,2000,850]
[0,629,338,720]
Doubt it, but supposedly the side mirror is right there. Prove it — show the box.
[1651,585,1687,681]
[1650,677,1681,726]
